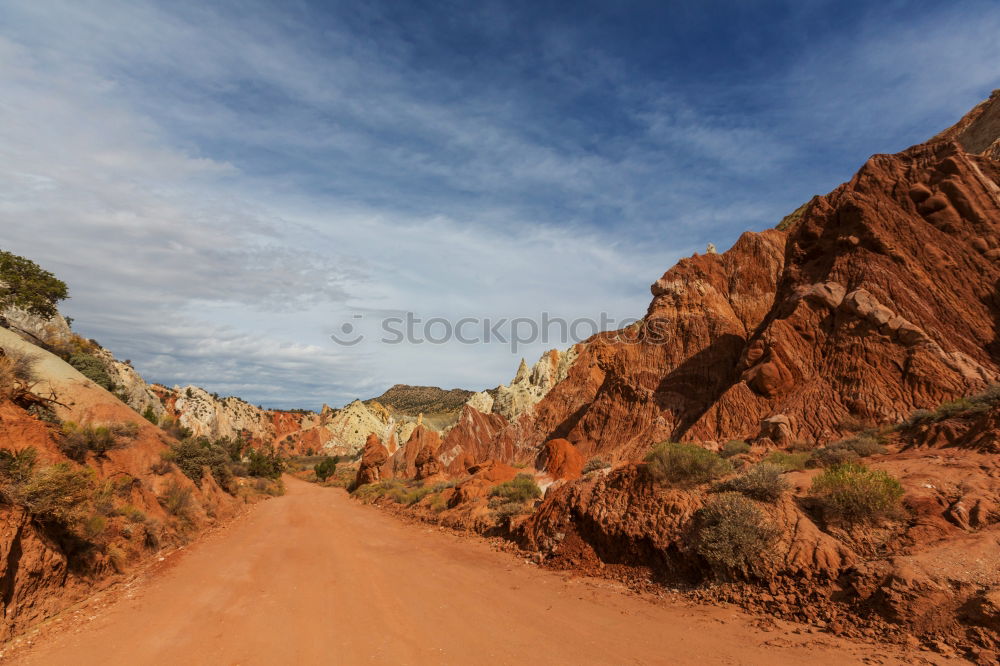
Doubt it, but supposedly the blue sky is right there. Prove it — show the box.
[1,0,998,408]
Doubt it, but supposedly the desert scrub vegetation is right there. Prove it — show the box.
[763,450,810,472]
[808,463,905,524]
[59,421,140,462]
[487,474,542,523]
[159,480,193,517]
[719,440,751,458]
[644,442,731,486]
[712,463,789,502]
[161,436,266,491]
[0,447,94,527]
[67,353,116,392]
[582,457,610,474]
[353,479,456,506]
[313,456,337,482]
[489,474,542,503]
[808,431,888,468]
[896,384,1000,430]
[695,492,781,578]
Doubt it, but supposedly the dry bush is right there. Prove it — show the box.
[59,421,139,462]
[583,457,611,473]
[159,480,193,517]
[713,463,789,502]
[18,462,95,526]
[0,346,39,396]
[696,492,781,577]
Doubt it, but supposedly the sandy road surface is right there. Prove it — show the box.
[10,477,956,665]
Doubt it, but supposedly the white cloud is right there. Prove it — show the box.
[1,0,997,408]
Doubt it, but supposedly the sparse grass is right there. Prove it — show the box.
[695,492,781,577]
[719,440,751,458]
[764,450,810,472]
[713,463,789,502]
[582,457,611,474]
[809,463,905,524]
[82,514,107,539]
[122,505,147,523]
[159,481,193,517]
[644,442,731,486]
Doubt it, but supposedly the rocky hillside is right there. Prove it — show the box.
[432,90,1000,467]
[0,325,245,639]
[348,91,1000,657]
[365,384,475,417]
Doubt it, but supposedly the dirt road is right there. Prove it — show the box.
[10,477,952,665]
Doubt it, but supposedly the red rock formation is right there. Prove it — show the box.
[448,461,521,507]
[443,90,1000,466]
[389,425,441,479]
[354,433,391,487]
[436,405,509,475]
[536,438,584,480]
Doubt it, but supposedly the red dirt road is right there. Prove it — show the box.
[11,477,956,665]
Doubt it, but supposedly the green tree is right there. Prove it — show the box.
[0,250,69,320]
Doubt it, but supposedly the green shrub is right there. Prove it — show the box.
[313,456,337,482]
[713,463,789,502]
[68,353,115,391]
[934,397,984,420]
[247,445,284,479]
[764,450,810,472]
[720,440,751,458]
[159,481,193,516]
[165,438,231,487]
[809,463,905,524]
[695,492,781,576]
[141,405,158,424]
[159,416,192,440]
[489,474,542,503]
[582,457,611,474]
[645,442,731,486]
